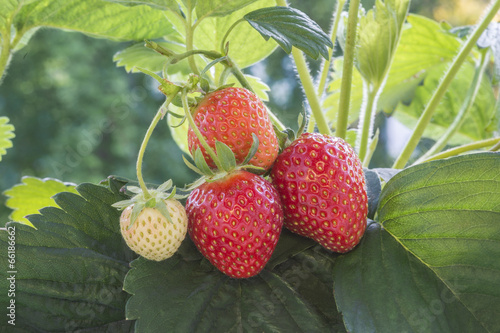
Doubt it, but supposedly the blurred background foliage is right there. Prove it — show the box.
[0,0,492,221]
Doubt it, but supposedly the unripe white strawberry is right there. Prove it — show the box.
[120,199,188,261]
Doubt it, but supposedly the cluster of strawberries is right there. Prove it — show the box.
[119,87,368,279]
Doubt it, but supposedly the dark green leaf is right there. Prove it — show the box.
[363,169,381,219]
[0,180,136,331]
[244,6,333,60]
[196,0,258,18]
[215,141,236,172]
[370,167,401,182]
[266,229,315,270]
[378,153,500,332]
[334,220,487,333]
[124,239,332,332]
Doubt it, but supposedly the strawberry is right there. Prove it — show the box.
[187,87,279,171]
[185,170,283,278]
[119,199,188,261]
[270,133,368,253]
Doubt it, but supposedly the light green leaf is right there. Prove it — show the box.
[334,153,500,332]
[356,0,410,86]
[194,0,278,69]
[0,178,136,330]
[14,0,175,41]
[324,14,462,128]
[244,6,333,60]
[0,0,17,27]
[196,0,257,18]
[0,116,15,161]
[3,177,79,226]
[395,61,495,144]
[104,0,179,11]
[113,41,190,74]
[167,105,190,155]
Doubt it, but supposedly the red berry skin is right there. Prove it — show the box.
[186,170,284,278]
[270,133,368,253]
[188,87,279,171]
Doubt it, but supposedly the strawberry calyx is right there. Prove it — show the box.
[112,180,185,229]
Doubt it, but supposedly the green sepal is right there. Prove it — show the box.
[183,155,204,176]
[215,141,237,172]
[241,133,259,165]
[128,203,145,230]
[145,197,157,208]
[194,148,215,176]
[155,199,174,225]
[297,108,307,137]
[156,179,173,193]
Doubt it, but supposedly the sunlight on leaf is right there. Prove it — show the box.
[3,177,78,226]
[0,117,15,162]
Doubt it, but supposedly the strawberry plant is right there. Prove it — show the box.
[1,0,499,332]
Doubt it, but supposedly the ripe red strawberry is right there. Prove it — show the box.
[185,170,283,278]
[270,133,368,253]
[187,87,279,171]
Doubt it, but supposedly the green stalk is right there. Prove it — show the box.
[185,6,200,75]
[419,137,500,163]
[393,0,500,169]
[357,80,379,163]
[308,0,346,133]
[137,91,180,199]
[291,47,331,135]
[181,89,224,170]
[415,50,489,165]
[276,0,331,135]
[316,0,346,96]
[220,18,244,53]
[335,0,360,139]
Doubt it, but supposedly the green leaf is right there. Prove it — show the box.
[104,0,180,11]
[244,6,333,60]
[194,0,278,69]
[395,61,495,144]
[355,0,410,86]
[3,177,79,226]
[0,0,17,28]
[324,14,462,128]
[334,220,488,333]
[378,153,500,332]
[0,116,15,162]
[215,141,236,172]
[0,179,136,331]
[335,153,500,332]
[14,0,175,41]
[113,41,190,74]
[363,169,381,219]
[167,105,191,155]
[196,0,258,18]
[124,238,334,332]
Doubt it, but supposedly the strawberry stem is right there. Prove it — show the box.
[181,88,225,171]
[336,0,360,140]
[137,90,180,199]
